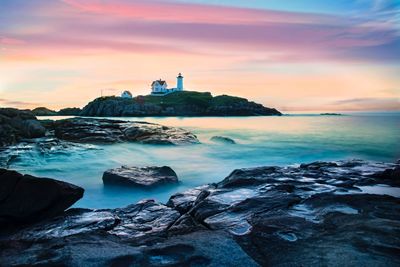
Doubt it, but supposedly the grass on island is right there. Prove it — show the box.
[97,91,250,107]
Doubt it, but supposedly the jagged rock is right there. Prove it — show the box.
[0,108,46,146]
[51,118,199,145]
[166,186,207,214]
[0,169,84,225]
[103,166,178,188]
[1,160,400,266]
[210,136,236,144]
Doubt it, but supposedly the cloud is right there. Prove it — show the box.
[0,98,41,108]
[1,0,398,63]
[332,97,400,110]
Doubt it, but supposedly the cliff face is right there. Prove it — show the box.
[80,91,281,117]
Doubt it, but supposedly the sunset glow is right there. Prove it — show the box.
[1,0,399,111]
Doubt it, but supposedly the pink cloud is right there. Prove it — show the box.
[2,0,399,64]
[61,0,331,25]
[0,37,25,45]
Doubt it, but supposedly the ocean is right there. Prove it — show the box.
[9,113,400,208]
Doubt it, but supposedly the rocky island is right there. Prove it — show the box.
[77,91,281,117]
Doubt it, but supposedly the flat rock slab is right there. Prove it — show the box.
[51,118,199,145]
[103,166,179,187]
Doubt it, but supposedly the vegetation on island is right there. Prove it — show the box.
[81,91,281,116]
[30,91,281,117]
[31,107,82,116]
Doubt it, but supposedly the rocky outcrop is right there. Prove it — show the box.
[103,166,179,187]
[0,108,46,147]
[31,107,58,116]
[1,160,399,266]
[0,169,84,225]
[211,136,236,144]
[31,107,82,116]
[57,107,82,115]
[80,91,282,117]
[51,118,199,145]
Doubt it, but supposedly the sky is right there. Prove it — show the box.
[0,0,399,111]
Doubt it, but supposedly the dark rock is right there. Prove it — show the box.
[210,136,236,144]
[1,160,400,266]
[80,91,282,117]
[122,122,199,145]
[0,108,46,146]
[103,166,179,188]
[31,107,57,116]
[166,186,206,214]
[51,117,199,145]
[0,169,84,225]
[371,166,400,186]
[320,113,342,116]
[53,118,126,143]
[57,107,82,116]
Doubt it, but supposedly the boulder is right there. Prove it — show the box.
[103,166,179,187]
[0,169,84,225]
[0,108,46,146]
[210,136,236,144]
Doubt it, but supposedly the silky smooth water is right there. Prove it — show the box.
[9,113,400,208]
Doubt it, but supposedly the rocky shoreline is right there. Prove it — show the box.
[1,108,399,266]
[0,159,399,266]
[1,108,199,148]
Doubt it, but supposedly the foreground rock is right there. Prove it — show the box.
[103,166,179,187]
[0,108,46,147]
[49,118,199,145]
[211,136,236,144]
[0,169,84,225]
[1,160,399,266]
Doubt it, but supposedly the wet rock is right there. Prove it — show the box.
[241,193,400,266]
[371,166,400,186]
[1,160,400,266]
[52,117,199,145]
[0,169,84,225]
[0,108,46,147]
[103,166,179,188]
[53,118,126,143]
[166,186,207,214]
[122,122,199,145]
[210,136,236,144]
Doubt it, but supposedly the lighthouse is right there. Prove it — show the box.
[177,73,184,91]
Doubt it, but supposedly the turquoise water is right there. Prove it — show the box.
[9,113,400,208]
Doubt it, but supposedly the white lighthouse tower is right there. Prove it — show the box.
[176,73,184,91]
